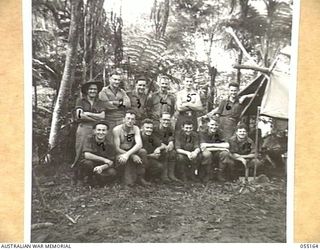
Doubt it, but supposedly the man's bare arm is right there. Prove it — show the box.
[76,108,96,122]
[231,153,255,160]
[84,111,105,119]
[84,152,112,164]
[176,148,191,156]
[201,142,229,149]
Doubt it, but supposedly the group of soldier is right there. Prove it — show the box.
[72,69,261,187]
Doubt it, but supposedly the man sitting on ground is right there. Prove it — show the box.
[153,112,180,182]
[76,121,117,187]
[113,110,150,186]
[140,119,168,183]
[175,120,201,182]
[226,123,262,180]
[200,118,230,182]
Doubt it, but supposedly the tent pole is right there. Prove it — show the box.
[254,106,261,180]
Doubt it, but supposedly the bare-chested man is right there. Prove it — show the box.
[113,110,150,186]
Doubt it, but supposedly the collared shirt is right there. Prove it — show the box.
[146,91,175,121]
[200,129,226,144]
[82,135,116,160]
[153,125,175,145]
[141,132,162,154]
[228,135,256,155]
[99,85,131,119]
[216,98,243,120]
[127,90,147,121]
[175,131,200,152]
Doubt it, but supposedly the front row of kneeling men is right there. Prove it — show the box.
[74,110,262,187]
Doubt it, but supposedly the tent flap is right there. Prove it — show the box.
[260,72,289,119]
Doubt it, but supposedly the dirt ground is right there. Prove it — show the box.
[31,164,286,243]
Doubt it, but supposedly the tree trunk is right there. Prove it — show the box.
[151,0,170,39]
[208,66,217,112]
[33,83,38,114]
[83,0,105,80]
[47,0,83,162]
[160,0,170,38]
[237,50,243,84]
[82,9,88,84]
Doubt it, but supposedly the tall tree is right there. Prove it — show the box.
[150,0,170,39]
[82,0,105,82]
[47,0,83,162]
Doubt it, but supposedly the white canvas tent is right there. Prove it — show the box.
[239,47,291,120]
[239,72,289,120]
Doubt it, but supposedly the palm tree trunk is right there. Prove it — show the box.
[47,0,82,162]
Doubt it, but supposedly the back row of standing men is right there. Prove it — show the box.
[72,69,259,187]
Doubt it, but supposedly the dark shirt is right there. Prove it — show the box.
[153,126,175,145]
[228,135,256,155]
[75,97,106,124]
[175,131,200,152]
[82,135,116,160]
[146,92,175,121]
[216,98,243,120]
[200,129,226,144]
[141,132,162,154]
[127,91,147,121]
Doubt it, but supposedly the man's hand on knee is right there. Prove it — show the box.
[118,153,129,164]
[93,165,106,174]
[132,154,143,164]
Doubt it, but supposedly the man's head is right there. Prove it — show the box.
[235,123,248,141]
[182,120,193,135]
[109,69,122,89]
[160,112,171,128]
[207,119,220,134]
[141,118,154,136]
[228,83,239,99]
[135,76,147,95]
[123,110,136,128]
[93,122,109,141]
[81,81,103,96]
[183,74,194,90]
[87,83,99,98]
[159,76,170,93]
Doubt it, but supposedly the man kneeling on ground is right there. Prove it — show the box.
[77,121,117,187]
[175,120,201,182]
[113,110,150,186]
[139,118,169,183]
[227,123,262,180]
[200,118,230,182]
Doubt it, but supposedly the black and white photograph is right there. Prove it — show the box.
[30,0,298,244]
